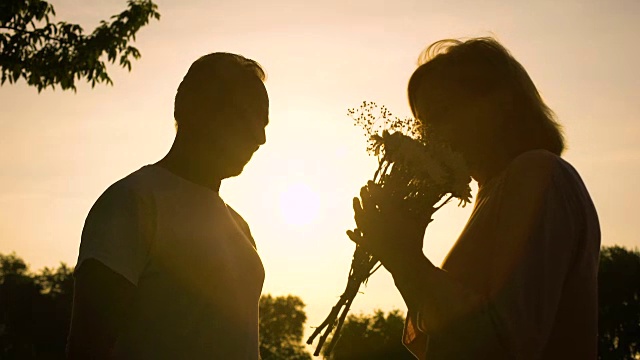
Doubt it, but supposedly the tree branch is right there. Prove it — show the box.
[0,25,66,44]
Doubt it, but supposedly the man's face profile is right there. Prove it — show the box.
[197,77,269,178]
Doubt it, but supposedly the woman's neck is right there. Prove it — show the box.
[472,151,514,187]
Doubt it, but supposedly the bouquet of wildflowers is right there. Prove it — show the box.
[306,102,472,356]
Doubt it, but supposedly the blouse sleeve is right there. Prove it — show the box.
[398,150,580,359]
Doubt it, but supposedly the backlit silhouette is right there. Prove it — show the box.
[67,53,269,359]
[351,38,601,359]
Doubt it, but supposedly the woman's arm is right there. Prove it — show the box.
[354,150,579,358]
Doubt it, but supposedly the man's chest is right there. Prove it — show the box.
[144,196,265,302]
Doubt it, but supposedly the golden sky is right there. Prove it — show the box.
[1,0,638,342]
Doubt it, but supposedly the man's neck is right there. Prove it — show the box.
[156,149,222,193]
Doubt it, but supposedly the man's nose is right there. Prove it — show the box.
[253,127,266,146]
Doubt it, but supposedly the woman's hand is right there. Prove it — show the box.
[347,181,430,275]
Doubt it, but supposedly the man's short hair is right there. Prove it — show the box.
[174,53,266,129]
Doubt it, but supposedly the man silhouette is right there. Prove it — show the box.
[67,53,269,359]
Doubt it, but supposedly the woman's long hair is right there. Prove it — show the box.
[408,37,565,156]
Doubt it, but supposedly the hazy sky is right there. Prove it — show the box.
[1,0,638,344]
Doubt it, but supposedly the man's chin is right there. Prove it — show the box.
[220,163,248,179]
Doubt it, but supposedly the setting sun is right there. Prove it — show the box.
[278,182,321,226]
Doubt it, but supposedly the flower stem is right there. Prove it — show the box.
[307,246,378,356]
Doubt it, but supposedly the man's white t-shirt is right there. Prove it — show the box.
[76,165,265,359]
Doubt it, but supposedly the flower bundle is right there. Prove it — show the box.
[306,102,472,356]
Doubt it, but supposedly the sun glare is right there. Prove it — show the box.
[279,182,321,226]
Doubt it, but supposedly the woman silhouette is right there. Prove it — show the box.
[350,38,600,359]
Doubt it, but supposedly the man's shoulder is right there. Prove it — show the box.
[101,166,159,198]
[90,166,160,213]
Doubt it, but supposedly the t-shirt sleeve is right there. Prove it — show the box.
[76,180,154,285]
[400,151,581,359]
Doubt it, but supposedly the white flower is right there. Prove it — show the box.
[352,102,472,208]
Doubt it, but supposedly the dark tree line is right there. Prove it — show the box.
[0,253,73,358]
[259,295,312,360]
[323,309,415,360]
[0,246,639,359]
[598,246,640,359]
